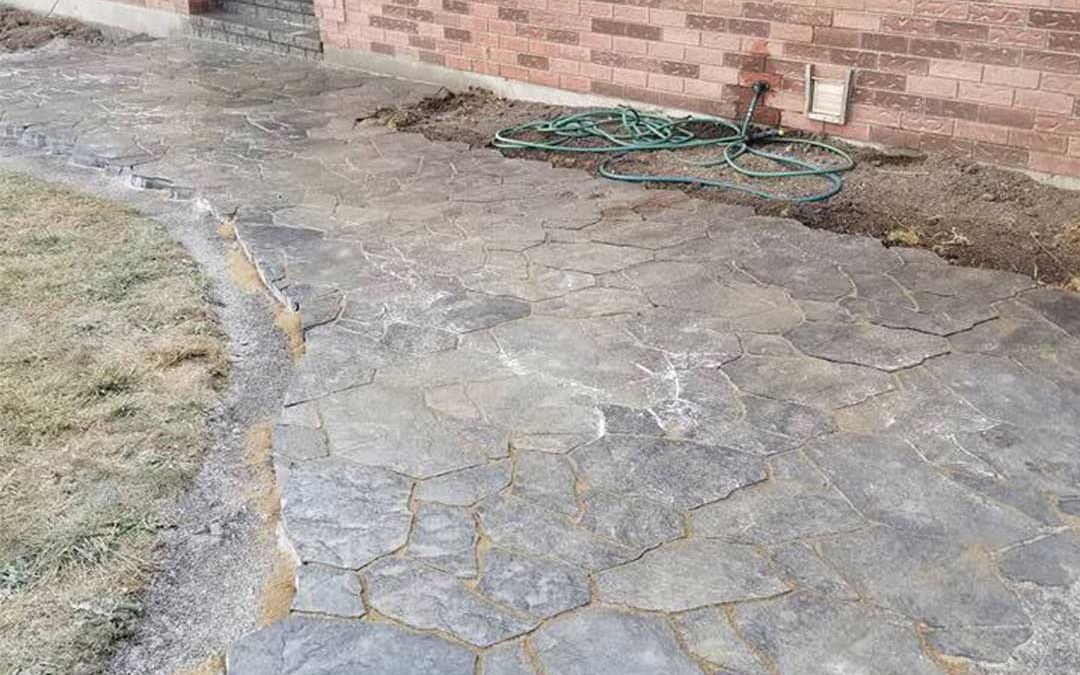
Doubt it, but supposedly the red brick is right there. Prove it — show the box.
[1014,88,1074,114]
[1022,50,1080,74]
[910,38,962,60]
[685,14,725,31]
[982,66,1040,89]
[920,134,973,156]
[1029,153,1080,176]
[901,112,955,134]
[928,60,982,81]
[973,142,1027,167]
[1049,32,1080,54]
[1028,9,1080,33]
[855,70,907,91]
[908,75,958,97]
[870,125,922,149]
[881,15,936,34]
[914,0,969,20]
[935,20,986,40]
[1009,129,1068,154]
[987,27,1046,48]
[878,54,931,75]
[1041,74,1080,96]
[957,82,1014,106]
[968,5,1023,25]
[861,33,908,53]
[925,97,979,120]
[977,105,1034,129]
[591,18,663,40]
[955,119,1010,144]
[816,28,861,48]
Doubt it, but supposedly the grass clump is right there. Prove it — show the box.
[0,172,227,673]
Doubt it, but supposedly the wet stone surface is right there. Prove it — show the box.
[4,37,1080,674]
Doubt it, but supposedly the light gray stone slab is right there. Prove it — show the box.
[291,563,365,618]
[478,548,590,619]
[378,321,458,354]
[320,384,505,478]
[596,538,788,612]
[817,527,1031,661]
[273,424,328,462]
[510,451,579,515]
[673,607,770,675]
[786,321,950,371]
[579,490,683,549]
[997,531,1080,588]
[226,615,475,675]
[735,592,941,675]
[531,608,704,675]
[723,355,895,409]
[527,241,653,274]
[364,557,537,647]
[691,453,865,545]
[805,433,1039,547]
[282,457,412,568]
[572,435,766,510]
[531,287,653,317]
[406,503,478,578]
[769,542,857,600]
[416,459,512,506]
[477,495,637,570]
[481,640,539,675]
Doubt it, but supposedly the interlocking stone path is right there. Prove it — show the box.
[4,39,1080,675]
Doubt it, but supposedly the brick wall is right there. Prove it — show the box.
[314,0,1080,178]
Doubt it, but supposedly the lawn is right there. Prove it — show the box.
[0,172,227,673]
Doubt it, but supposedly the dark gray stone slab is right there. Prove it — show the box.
[531,608,704,675]
[478,548,590,619]
[1018,287,1080,338]
[226,615,475,674]
[595,539,789,612]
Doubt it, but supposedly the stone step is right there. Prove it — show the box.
[224,0,316,16]
[218,0,317,27]
[190,13,322,59]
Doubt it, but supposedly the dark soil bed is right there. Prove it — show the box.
[374,88,1080,290]
[0,7,105,52]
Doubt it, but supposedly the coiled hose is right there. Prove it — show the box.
[492,82,855,202]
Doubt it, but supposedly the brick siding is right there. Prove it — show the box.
[313,0,1080,178]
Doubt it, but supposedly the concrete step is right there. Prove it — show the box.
[190,12,322,59]
[218,0,317,28]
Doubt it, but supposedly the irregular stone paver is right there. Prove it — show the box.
[735,592,941,675]
[572,435,767,509]
[415,459,512,506]
[291,564,365,618]
[478,548,590,619]
[786,321,950,371]
[595,539,789,612]
[3,38,1079,673]
[405,503,478,577]
[672,607,771,675]
[363,557,537,647]
[531,608,704,675]
[280,458,412,569]
[226,615,475,674]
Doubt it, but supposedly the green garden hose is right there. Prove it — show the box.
[492,82,855,202]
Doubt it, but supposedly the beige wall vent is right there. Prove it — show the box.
[804,65,853,125]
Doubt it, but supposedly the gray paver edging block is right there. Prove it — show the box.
[3,38,1080,674]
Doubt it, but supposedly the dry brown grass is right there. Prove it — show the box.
[226,246,264,294]
[273,304,305,359]
[0,172,227,673]
[257,544,297,627]
[174,653,225,675]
